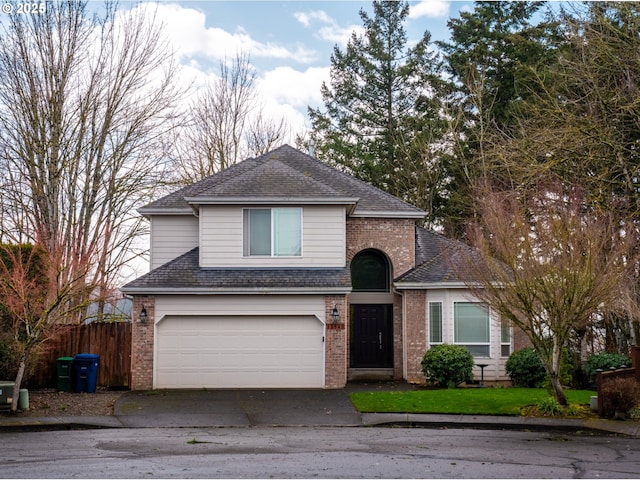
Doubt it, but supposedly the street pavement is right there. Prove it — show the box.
[0,382,639,437]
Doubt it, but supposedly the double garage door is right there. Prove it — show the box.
[156,315,324,388]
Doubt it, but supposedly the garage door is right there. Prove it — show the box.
[156,315,324,388]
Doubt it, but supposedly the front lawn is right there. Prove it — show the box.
[349,388,595,416]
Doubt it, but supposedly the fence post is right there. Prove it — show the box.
[596,369,604,417]
[633,346,640,383]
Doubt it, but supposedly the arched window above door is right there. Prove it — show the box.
[350,249,390,292]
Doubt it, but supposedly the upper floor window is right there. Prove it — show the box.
[351,249,390,292]
[243,208,302,257]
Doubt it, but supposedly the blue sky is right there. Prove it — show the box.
[118,0,473,138]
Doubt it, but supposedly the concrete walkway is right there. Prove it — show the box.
[1,384,639,437]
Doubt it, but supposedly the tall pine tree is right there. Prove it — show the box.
[438,1,560,237]
[306,1,451,227]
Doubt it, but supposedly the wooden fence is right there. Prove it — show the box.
[28,322,132,389]
[596,346,640,417]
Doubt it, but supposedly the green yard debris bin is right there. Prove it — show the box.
[0,381,15,411]
[56,357,74,392]
[73,354,100,393]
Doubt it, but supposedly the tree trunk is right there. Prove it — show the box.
[548,371,568,406]
[550,338,568,406]
[11,355,26,412]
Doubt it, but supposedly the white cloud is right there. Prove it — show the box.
[294,9,363,47]
[409,0,451,19]
[258,66,328,109]
[139,3,316,65]
[256,66,330,136]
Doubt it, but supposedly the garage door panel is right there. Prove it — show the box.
[156,315,324,388]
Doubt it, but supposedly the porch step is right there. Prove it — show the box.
[348,368,394,382]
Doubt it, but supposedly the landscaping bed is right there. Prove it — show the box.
[0,388,124,417]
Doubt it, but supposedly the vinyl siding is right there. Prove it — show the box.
[199,204,346,268]
[150,215,199,269]
[424,289,510,381]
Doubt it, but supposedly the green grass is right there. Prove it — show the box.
[349,388,595,416]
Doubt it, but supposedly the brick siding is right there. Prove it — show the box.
[346,217,416,277]
[324,295,348,388]
[403,290,427,383]
[131,296,155,390]
[346,217,417,381]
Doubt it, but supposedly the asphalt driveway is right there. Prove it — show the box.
[115,388,367,428]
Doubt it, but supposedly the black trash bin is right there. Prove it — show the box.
[73,354,100,393]
[56,357,74,392]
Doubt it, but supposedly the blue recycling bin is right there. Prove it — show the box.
[73,353,100,393]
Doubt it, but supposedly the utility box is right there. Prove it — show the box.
[73,354,100,393]
[56,357,74,392]
[0,381,15,410]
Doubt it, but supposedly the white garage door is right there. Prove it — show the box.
[156,315,324,388]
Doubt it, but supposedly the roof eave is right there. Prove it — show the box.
[350,211,426,219]
[138,207,194,218]
[184,196,360,206]
[394,281,470,290]
[394,281,503,290]
[120,286,353,295]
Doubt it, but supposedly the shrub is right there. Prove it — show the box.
[584,352,631,380]
[505,348,546,388]
[599,377,640,418]
[421,344,474,388]
[537,397,563,416]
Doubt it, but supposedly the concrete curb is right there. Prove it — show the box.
[361,413,640,437]
[0,413,638,437]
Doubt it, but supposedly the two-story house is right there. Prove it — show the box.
[121,145,515,390]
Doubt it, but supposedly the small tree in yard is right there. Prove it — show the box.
[0,244,90,412]
[460,181,639,406]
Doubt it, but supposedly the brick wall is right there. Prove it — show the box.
[346,217,417,381]
[346,217,416,277]
[513,326,532,351]
[403,290,427,383]
[324,295,348,388]
[131,295,155,390]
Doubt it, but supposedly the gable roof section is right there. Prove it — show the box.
[120,247,352,295]
[395,227,489,288]
[141,144,425,218]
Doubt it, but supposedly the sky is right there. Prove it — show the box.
[118,0,474,141]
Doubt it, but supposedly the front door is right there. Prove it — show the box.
[350,304,393,368]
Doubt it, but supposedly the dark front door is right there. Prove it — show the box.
[350,304,393,368]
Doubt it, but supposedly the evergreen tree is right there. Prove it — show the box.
[306,0,451,226]
[438,1,560,237]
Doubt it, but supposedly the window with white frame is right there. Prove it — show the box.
[454,302,490,357]
[243,208,302,257]
[501,321,511,357]
[428,302,443,345]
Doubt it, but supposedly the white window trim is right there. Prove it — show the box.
[453,301,491,358]
[243,207,303,257]
[428,301,443,346]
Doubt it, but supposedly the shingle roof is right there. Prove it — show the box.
[121,248,352,294]
[141,144,425,218]
[394,227,488,286]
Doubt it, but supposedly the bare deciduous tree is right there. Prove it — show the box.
[461,181,639,405]
[171,52,288,184]
[0,1,180,311]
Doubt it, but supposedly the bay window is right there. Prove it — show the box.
[454,302,490,357]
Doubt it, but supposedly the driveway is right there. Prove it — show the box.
[115,388,368,428]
